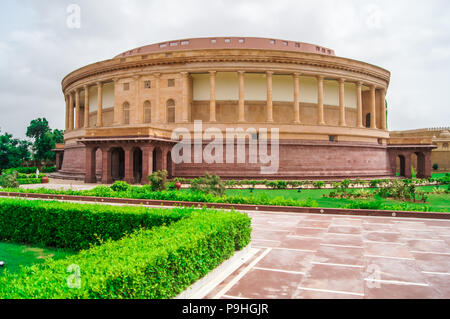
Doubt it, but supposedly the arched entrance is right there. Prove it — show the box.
[153,147,163,172]
[167,151,173,178]
[396,155,406,177]
[111,147,125,181]
[133,148,143,184]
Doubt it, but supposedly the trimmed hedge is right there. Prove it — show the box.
[17,178,43,185]
[0,198,191,250]
[0,209,251,299]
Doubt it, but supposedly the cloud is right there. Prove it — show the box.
[0,0,448,138]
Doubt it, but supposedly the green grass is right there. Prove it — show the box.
[0,242,75,275]
[225,184,450,212]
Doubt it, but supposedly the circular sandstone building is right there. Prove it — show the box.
[58,37,393,184]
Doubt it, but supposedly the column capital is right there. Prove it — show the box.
[316,75,324,80]
[338,78,346,84]
[237,70,245,75]
[180,71,189,77]
[293,72,301,78]
[96,81,103,87]
[83,84,90,90]
[356,81,363,87]
[153,72,161,79]
[132,75,141,81]
[266,71,274,76]
[208,70,217,76]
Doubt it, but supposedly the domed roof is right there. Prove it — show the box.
[439,130,450,138]
[115,37,335,58]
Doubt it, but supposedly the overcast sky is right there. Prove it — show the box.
[0,0,449,138]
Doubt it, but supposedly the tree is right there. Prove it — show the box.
[0,131,31,171]
[26,118,63,162]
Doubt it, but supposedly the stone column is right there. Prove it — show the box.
[404,153,412,179]
[338,78,346,127]
[111,78,120,125]
[96,82,103,127]
[370,85,376,129]
[75,89,81,129]
[141,145,154,184]
[380,87,387,130]
[84,146,97,183]
[162,147,168,171]
[209,71,216,122]
[123,146,134,184]
[65,95,70,131]
[266,71,274,123]
[101,146,113,184]
[356,81,363,128]
[238,71,245,122]
[84,85,90,128]
[181,72,189,123]
[317,75,325,125]
[133,76,141,124]
[69,92,74,130]
[293,73,301,124]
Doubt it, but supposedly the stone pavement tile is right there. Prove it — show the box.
[423,274,450,298]
[225,268,304,299]
[299,263,365,295]
[255,248,314,273]
[252,230,290,241]
[397,228,442,240]
[406,239,450,253]
[363,242,415,259]
[331,218,363,227]
[251,239,281,248]
[297,220,330,228]
[392,221,427,230]
[303,214,334,221]
[313,245,364,266]
[279,237,322,251]
[328,225,362,235]
[363,231,402,243]
[363,256,428,284]
[292,227,327,237]
[321,233,363,247]
[361,217,395,225]
[412,252,450,273]
[363,223,395,232]
[423,220,450,228]
[293,289,363,299]
[364,282,439,299]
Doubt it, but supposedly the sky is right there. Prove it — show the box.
[0,0,449,138]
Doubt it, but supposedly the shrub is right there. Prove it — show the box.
[147,170,168,191]
[190,173,226,196]
[0,198,190,250]
[41,166,56,173]
[16,178,42,185]
[312,181,325,189]
[0,209,251,299]
[432,163,439,170]
[0,171,19,188]
[110,181,130,192]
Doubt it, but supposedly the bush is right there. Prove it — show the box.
[190,173,226,196]
[0,209,251,299]
[16,178,42,185]
[432,164,439,170]
[0,198,190,250]
[312,181,325,189]
[0,171,19,188]
[147,170,168,191]
[110,181,130,192]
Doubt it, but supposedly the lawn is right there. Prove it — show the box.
[225,184,450,212]
[0,242,75,275]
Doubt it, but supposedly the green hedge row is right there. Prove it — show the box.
[17,178,43,185]
[2,166,55,174]
[0,209,251,299]
[0,198,191,250]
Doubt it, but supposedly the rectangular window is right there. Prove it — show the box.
[181,40,190,45]
[224,38,231,43]
[238,38,245,43]
[159,43,167,48]
[123,83,130,91]
[295,43,301,48]
[329,135,336,142]
[282,41,288,46]
[210,39,217,43]
[168,79,175,87]
[270,39,276,44]
[170,42,178,46]
[144,81,151,89]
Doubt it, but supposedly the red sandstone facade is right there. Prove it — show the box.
[56,37,435,183]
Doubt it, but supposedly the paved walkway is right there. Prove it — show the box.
[206,212,450,299]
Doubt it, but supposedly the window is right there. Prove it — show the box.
[144,81,151,89]
[224,38,231,43]
[365,113,371,128]
[210,39,217,43]
[123,83,130,91]
[168,79,175,87]
[159,43,167,48]
[270,39,276,44]
[123,102,130,125]
[238,38,245,43]
[282,41,288,46]
[443,142,449,149]
[295,43,301,48]
[181,40,190,45]
[170,42,178,46]
[167,99,175,123]
[329,135,336,142]
[144,101,151,123]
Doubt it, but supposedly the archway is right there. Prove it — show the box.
[133,148,143,184]
[111,147,125,181]
[167,151,173,178]
[396,154,406,177]
[153,147,163,172]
